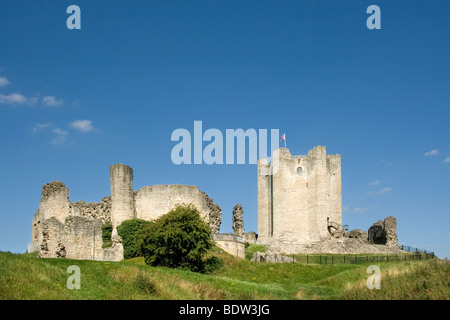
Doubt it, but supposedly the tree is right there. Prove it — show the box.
[136,204,214,272]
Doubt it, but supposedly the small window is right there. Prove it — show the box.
[297,167,303,175]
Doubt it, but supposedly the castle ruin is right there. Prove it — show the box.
[29,163,246,261]
[30,145,400,262]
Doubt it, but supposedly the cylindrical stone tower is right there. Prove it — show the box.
[110,163,135,229]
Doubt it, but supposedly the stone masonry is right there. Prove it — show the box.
[255,146,401,257]
[31,163,223,261]
[264,216,401,256]
[257,146,342,245]
[31,146,402,261]
[368,216,398,247]
[232,204,244,237]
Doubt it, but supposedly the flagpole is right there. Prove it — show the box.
[284,133,286,149]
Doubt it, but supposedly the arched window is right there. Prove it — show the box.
[297,167,303,175]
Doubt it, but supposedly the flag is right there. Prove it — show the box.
[281,133,286,148]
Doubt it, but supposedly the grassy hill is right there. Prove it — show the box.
[0,247,448,300]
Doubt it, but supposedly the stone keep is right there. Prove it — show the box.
[31,163,222,261]
[257,146,342,244]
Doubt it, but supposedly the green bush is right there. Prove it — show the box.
[204,255,224,273]
[117,219,151,259]
[102,222,113,248]
[136,204,214,273]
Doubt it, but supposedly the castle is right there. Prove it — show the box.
[30,145,399,261]
[257,146,342,245]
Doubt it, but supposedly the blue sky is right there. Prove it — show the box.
[0,1,449,258]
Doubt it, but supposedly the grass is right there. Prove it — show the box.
[339,260,450,299]
[0,246,448,300]
[244,243,267,259]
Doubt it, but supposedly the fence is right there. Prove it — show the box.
[272,245,435,265]
[399,244,435,256]
[290,253,433,265]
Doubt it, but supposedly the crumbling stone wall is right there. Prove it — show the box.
[39,181,70,222]
[31,163,222,261]
[70,197,111,224]
[368,216,398,247]
[345,229,368,241]
[134,185,222,234]
[368,220,384,244]
[232,204,244,237]
[39,216,104,260]
[383,216,398,247]
[32,182,117,260]
[201,191,222,234]
[266,216,400,256]
[32,182,111,253]
[244,232,258,244]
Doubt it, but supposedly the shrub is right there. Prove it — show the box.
[117,219,151,259]
[102,222,113,248]
[136,204,214,272]
[204,255,224,273]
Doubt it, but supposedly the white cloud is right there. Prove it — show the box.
[367,187,392,195]
[42,96,63,107]
[345,206,377,213]
[424,149,439,156]
[33,123,71,145]
[0,93,27,105]
[70,120,94,132]
[444,157,450,163]
[0,76,10,87]
[0,92,37,106]
[377,187,392,195]
[32,122,51,133]
[51,128,68,145]
[368,180,381,186]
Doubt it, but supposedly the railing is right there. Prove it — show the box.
[399,244,435,257]
[258,245,436,264]
[286,252,435,265]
